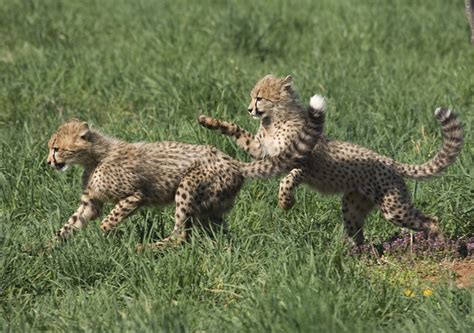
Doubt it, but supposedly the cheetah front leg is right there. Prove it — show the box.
[54,192,102,242]
[99,192,143,234]
[151,184,198,249]
[278,168,305,210]
[198,115,264,159]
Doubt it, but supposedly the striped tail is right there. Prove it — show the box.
[241,95,326,179]
[394,107,464,180]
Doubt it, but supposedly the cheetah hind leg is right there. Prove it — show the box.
[192,185,239,240]
[144,166,232,250]
[341,191,375,246]
[140,165,242,251]
[146,176,201,250]
[378,188,444,241]
[206,192,242,237]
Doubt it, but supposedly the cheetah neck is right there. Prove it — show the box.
[83,130,120,168]
[261,101,306,130]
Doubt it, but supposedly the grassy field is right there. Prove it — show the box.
[1,0,473,331]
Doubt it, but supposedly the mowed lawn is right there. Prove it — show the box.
[0,0,473,331]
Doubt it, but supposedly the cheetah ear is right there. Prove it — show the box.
[280,75,293,90]
[263,74,276,80]
[79,122,91,141]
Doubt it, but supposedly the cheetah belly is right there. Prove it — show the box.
[305,174,343,194]
[303,153,357,195]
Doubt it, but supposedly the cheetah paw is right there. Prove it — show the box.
[198,115,220,129]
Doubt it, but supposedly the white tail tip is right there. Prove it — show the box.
[434,107,451,120]
[310,95,326,111]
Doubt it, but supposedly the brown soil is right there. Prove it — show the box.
[447,259,474,289]
[423,259,474,289]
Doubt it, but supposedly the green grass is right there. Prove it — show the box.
[1,0,473,331]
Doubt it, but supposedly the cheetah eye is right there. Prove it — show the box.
[53,147,59,152]
[256,96,263,101]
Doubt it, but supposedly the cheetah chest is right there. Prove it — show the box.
[258,134,281,157]
[257,124,286,157]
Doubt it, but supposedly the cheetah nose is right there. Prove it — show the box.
[248,108,253,113]
[47,160,51,165]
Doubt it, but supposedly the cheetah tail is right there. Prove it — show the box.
[241,94,326,179]
[394,107,464,180]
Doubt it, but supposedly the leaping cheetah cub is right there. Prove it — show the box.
[199,74,464,245]
[47,106,324,248]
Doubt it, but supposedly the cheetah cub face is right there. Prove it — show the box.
[247,74,297,120]
[47,119,93,171]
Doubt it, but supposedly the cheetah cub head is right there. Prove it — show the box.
[47,119,94,172]
[247,74,299,120]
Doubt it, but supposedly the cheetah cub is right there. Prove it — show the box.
[199,75,326,208]
[199,74,464,245]
[47,109,323,248]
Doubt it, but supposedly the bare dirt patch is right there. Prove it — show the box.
[447,260,474,289]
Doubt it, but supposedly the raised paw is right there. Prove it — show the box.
[198,115,221,130]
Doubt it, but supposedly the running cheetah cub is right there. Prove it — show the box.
[199,74,464,245]
[46,110,323,248]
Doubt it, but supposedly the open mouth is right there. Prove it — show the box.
[252,109,265,119]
